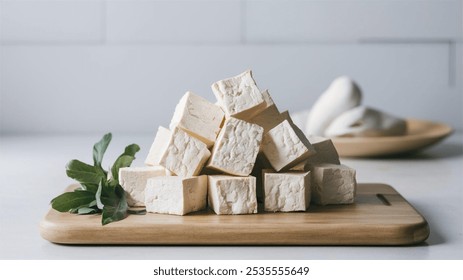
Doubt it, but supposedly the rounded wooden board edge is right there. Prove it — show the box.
[39,183,430,246]
[363,183,430,245]
[388,184,430,245]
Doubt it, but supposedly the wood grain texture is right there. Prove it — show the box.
[40,183,429,245]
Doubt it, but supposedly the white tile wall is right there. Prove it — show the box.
[2,44,459,133]
[246,0,462,42]
[106,0,241,43]
[0,0,462,134]
[0,0,104,43]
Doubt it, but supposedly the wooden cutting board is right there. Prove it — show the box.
[40,183,429,245]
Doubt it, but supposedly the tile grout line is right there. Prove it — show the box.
[1,40,459,47]
[358,38,459,44]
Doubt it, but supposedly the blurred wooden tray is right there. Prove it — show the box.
[332,119,452,157]
[40,183,429,245]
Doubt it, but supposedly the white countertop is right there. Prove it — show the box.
[0,133,462,260]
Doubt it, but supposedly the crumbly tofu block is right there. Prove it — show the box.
[208,175,257,215]
[200,166,225,176]
[249,90,291,132]
[145,176,207,215]
[263,171,311,212]
[261,89,275,107]
[145,126,211,177]
[164,169,175,176]
[306,136,340,165]
[145,126,171,166]
[207,117,263,176]
[251,155,275,203]
[289,160,311,172]
[169,91,224,147]
[257,90,279,116]
[119,166,168,207]
[212,70,266,120]
[290,136,340,171]
[279,111,291,122]
[248,90,280,131]
[261,120,316,171]
[311,164,356,205]
[254,111,292,153]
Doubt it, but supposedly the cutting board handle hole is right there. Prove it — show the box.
[376,194,391,206]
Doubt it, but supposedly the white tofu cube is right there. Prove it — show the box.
[251,155,275,203]
[289,161,311,172]
[311,164,356,205]
[212,70,266,120]
[145,126,211,177]
[145,176,207,215]
[261,120,316,171]
[290,136,340,171]
[263,172,311,212]
[118,166,168,207]
[169,91,224,147]
[262,89,275,106]
[164,169,175,176]
[207,117,264,176]
[255,111,292,153]
[145,126,171,166]
[257,90,278,115]
[249,90,292,132]
[208,175,257,215]
[307,136,340,165]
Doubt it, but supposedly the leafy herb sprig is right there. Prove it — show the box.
[51,133,140,225]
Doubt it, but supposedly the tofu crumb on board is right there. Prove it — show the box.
[137,70,357,216]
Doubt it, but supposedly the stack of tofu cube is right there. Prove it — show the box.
[118,70,357,216]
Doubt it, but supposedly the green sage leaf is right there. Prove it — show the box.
[88,200,97,208]
[77,207,98,215]
[111,144,140,181]
[69,200,99,214]
[52,133,139,226]
[101,184,128,225]
[123,144,140,157]
[93,133,112,172]
[51,191,95,212]
[95,182,104,210]
[128,208,146,215]
[66,160,104,185]
[80,183,99,193]
[111,155,135,181]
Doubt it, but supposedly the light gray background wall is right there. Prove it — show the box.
[1,0,462,134]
